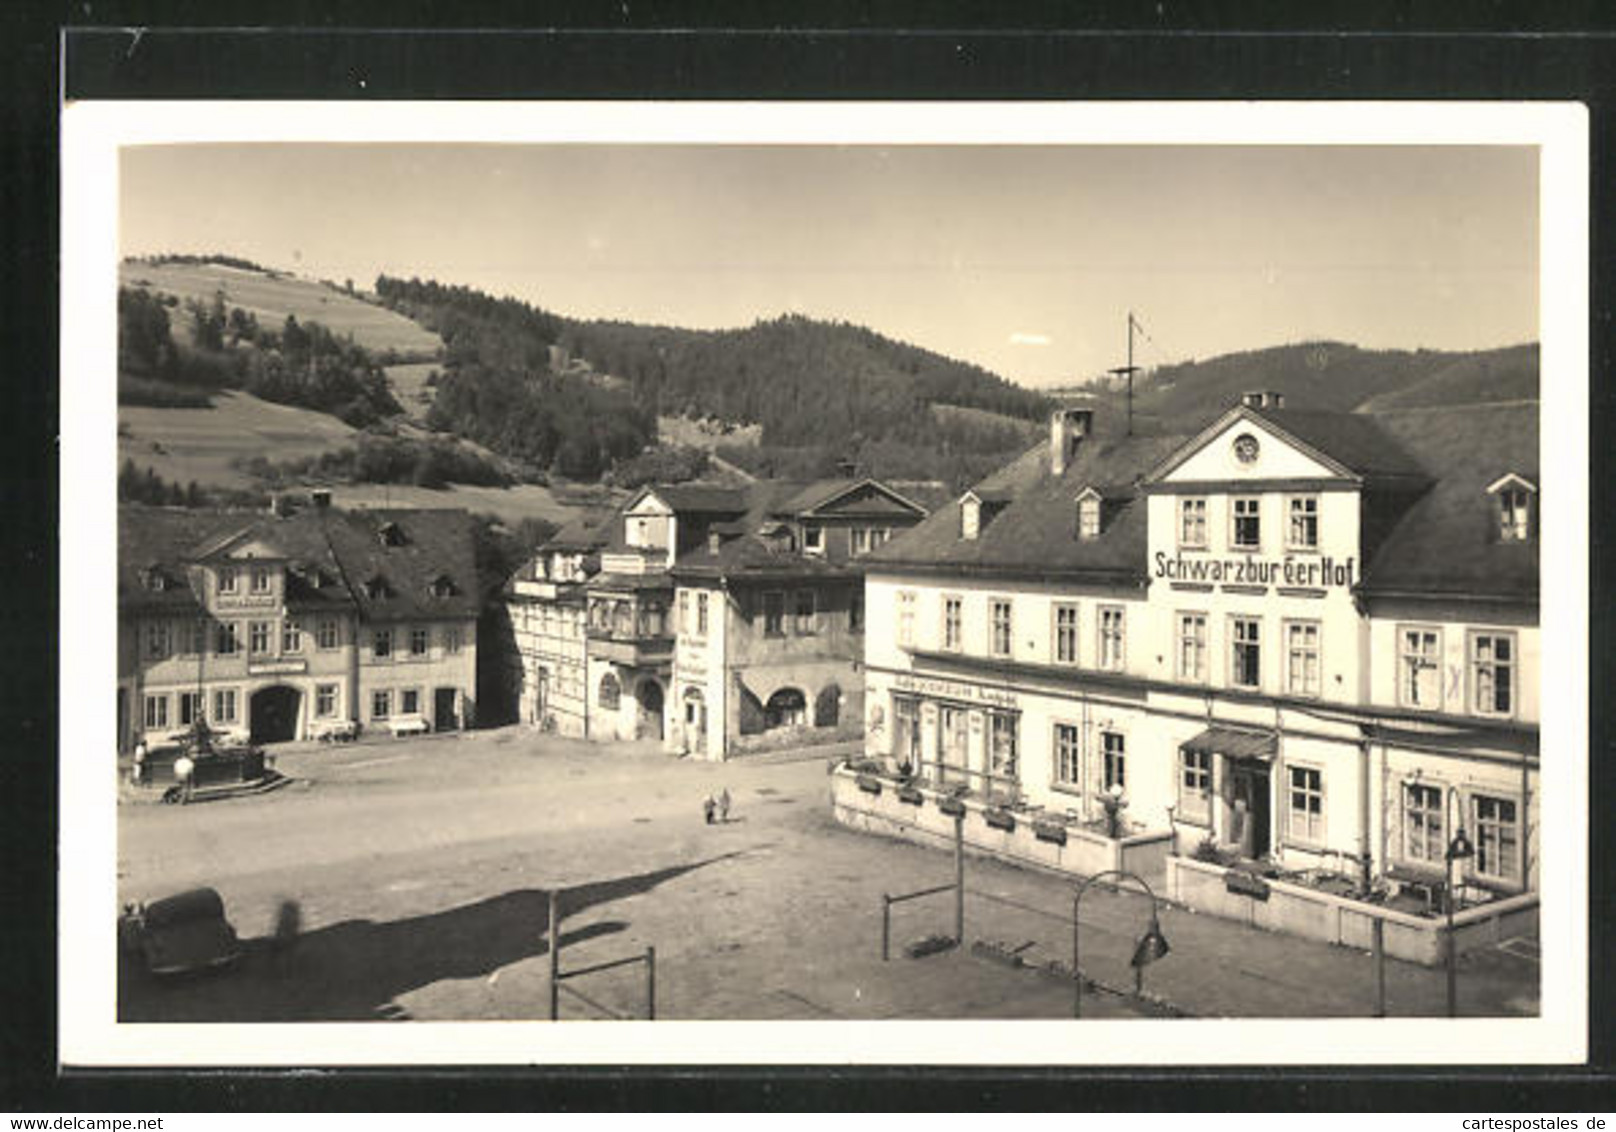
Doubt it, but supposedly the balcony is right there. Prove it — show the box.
[585,627,675,667]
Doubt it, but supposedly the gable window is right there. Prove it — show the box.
[943,596,963,652]
[374,628,393,659]
[251,566,272,594]
[249,621,272,655]
[1232,497,1261,550]
[870,528,891,550]
[1471,631,1515,717]
[1102,731,1126,792]
[851,527,869,555]
[1097,605,1125,671]
[430,575,457,598]
[1288,765,1325,845]
[1054,604,1079,665]
[217,567,238,595]
[213,688,238,725]
[215,622,239,656]
[896,590,916,648]
[1179,498,1207,549]
[1399,626,1442,709]
[1178,748,1213,825]
[804,526,824,554]
[1076,494,1101,540]
[1177,612,1207,682]
[1498,487,1533,542]
[1472,794,1520,883]
[1231,616,1261,689]
[762,591,785,637]
[1054,723,1082,788]
[143,694,169,731]
[1285,620,1321,697]
[317,618,339,650]
[990,599,1013,658]
[411,627,429,656]
[371,690,392,720]
[1403,782,1444,865]
[282,619,302,654]
[145,622,171,661]
[1287,496,1319,550]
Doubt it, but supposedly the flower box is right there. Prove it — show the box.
[1033,819,1068,846]
[983,807,1016,832]
[855,774,883,795]
[897,784,925,806]
[938,796,966,818]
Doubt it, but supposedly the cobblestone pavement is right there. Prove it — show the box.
[116,726,1538,1023]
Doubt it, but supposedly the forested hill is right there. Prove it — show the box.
[373,276,1052,450]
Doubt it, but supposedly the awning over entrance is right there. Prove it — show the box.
[1181,726,1277,762]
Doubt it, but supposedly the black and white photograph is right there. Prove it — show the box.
[58,101,1588,1067]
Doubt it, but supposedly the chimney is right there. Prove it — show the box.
[1050,408,1094,476]
[708,530,722,555]
[1241,391,1285,409]
[311,488,332,510]
[836,457,858,478]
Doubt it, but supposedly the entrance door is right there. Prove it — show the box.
[1227,759,1272,859]
[250,685,301,744]
[434,687,459,732]
[638,680,664,741]
[683,691,707,755]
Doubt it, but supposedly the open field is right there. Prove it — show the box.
[327,481,579,526]
[120,260,443,357]
[657,414,764,450]
[119,390,358,488]
[384,362,441,420]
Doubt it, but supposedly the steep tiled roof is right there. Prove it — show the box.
[771,477,935,518]
[540,512,614,553]
[318,508,480,621]
[1252,406,1430,481]
[643,484,750,514]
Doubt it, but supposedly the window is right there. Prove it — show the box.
[213,688,237,724]
[249,621,272,655]
[411,627,429,656]
[1177,612,1207,682]
[937,705,968,771]
[217,567,238,595]
[1098,606,1125,671]
[1055,604,1079,665]
[282,619,302,654]
[143,694,169,730]
[179,691,202,727]
[677,592,689,635]
[988,712,1019,782]
[1178,748,1213,825]
[1471,631,1515,717]
[804,526,823,554]
[443,625,462,655]
[1285,620,1321,697]
[315,684,338,718]
[943,597,963,652]
[851,528,869,556]
[961,499,980,541]
[145,622,171,660]
[599,672,621,710]
[1498,488,1533,542]
[374,628,393,659]
[698,592,711,637]
[215,622,239,656]
[1288,765,1325,844]
[317,618,339,650]
[1231,616,1261,689]
[1102,731,1126,791]
[762,591,785,636]
[1179,498,1207,549]
[1232,497,1261,550]
[1472,794,1520,883]
[1399,627,1442,709]
[180,621,205,656]
[401,688,420,716]
[897,590,916,648]
[991,599,1012,657]
[1403,783,1444,865]
[1287,496,1319,550]
[850,590,864,633]
[371,690,392,720]
[793,590,816,634]
[251,566,272,593]
[893,696,921,767]
[1077,495,1101,540]
[1054,723,1082,788]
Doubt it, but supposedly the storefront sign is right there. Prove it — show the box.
[248,659,307,676]
[892,674,1018,708]
[1154,552,1356,591]
[1224,871,1272,901]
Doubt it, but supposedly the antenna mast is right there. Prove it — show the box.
[1108,311,1142,437]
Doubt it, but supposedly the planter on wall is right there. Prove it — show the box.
[983,807,1016,832]
[855,774,883,795]
[938,796,966,818]
[1033,819,1068,846]
[897,784,924,806]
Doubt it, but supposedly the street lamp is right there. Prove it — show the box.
[1072,868,1170,1018]
[1444,786,1476,1018]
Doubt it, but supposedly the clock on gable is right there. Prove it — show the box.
[1232,433,1261,466]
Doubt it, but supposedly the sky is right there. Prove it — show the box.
[120,143,1539,388]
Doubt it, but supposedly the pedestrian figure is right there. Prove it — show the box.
[173,753,195,805]
[718,787,732,823]
[131,740,148,786]
[703,794,716,825]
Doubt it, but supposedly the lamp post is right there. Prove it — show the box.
[1072,868,1170,1018]
[1443,785,1476,1018]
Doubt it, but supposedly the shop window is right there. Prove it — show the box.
[1288,765,1325,845]
[988,711,1019,782]
[1178,748,1212,825]
[1471,631,1515,717]
[1399,626,1442,709]
[893,696,922,771]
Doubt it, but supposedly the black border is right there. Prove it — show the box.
[8,11,1614,1113]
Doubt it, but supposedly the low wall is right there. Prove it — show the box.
[830,768,1173,888]
[732,722,862,758]
[1166,855,1539,967]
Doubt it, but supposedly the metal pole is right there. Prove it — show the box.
[1073,888,1084,1018]
[646,946,656,1021]
[548,888,560,1022]
[953,812,965,944]
[1372,916,1386,1018]
[1446,877,1458,1018]
[881,894,891,962]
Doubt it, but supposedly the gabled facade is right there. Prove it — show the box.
[863,394,1540,901]
[119,503,480,751]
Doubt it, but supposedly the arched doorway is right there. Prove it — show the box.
[637,679,664,741]
[250,685,301,744]
[764,687,807,730]
[815,683,841,727]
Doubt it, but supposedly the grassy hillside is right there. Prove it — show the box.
[121,259,442,357]
[1357,344,1540,410]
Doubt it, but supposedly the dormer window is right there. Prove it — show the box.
[961,497,981,541]
[365,574,393,600]
[1075,489,1103,540]
[430,574,458,598]
[803,526,824,555]
[378,521,407,548]
[140,566,167,592]
[1487,474,1536,542]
